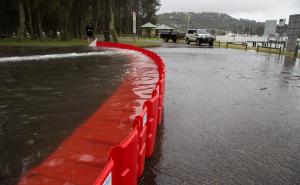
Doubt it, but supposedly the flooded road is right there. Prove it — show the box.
[140,45,300,185]
[0,46,131,185]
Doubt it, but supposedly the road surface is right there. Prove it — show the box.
[139,43,300,185]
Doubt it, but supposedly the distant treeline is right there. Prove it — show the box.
[0,0,161,40]
[157,12,267,35]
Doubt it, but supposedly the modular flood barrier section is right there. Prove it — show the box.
[18,42,165,185]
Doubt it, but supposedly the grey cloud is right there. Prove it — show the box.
[158,0,300,21]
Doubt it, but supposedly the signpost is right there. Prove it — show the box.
[279,19,286,27]
[264,20,277,45]
[264,20,277,36]
[133,11,137,41]
[278,18,286,43]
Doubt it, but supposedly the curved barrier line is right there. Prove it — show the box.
[17,42,165,185]
[94,42,165,185]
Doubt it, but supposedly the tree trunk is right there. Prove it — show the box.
[93,0,101,33]
[37,3,43,41]
[17,0,25,41]
[108,0,118,42]
[26,0,35,39]
[61,0,73,41]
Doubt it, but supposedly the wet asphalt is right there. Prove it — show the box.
[1,43,300,185]
[139,42,300,185]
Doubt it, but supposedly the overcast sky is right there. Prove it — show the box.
[158,0,300,22]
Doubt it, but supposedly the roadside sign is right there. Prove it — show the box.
[264,20,277,35]
[133,12,137,34]
[279,19,286,27]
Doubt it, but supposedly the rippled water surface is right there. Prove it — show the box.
[0,46,130,185]
[140,46,300,185]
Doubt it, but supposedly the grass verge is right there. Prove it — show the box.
[0,38,87,47]
[0,38,161,48]
[118,38,161,48]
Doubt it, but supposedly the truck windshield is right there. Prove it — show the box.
[197,30,208,34]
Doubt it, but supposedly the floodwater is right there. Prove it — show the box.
[0,46,132,185]
[216,35,270,43]
[140,44,300,185]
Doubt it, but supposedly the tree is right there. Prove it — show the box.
[17,0,25,40]
[108,0,118,42]
[0,0,161,40]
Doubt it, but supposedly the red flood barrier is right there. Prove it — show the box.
[145,87,159,157]
[18,42,165,185]
[93,42,165,185]
[134,106,148,177]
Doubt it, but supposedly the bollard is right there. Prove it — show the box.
[245,43,248,50]
[219,41,221,47]
[294,45,299,58]
[257,45,259,52]
[279,47,282,55]
[103,31,111,42]
[226,42,229,48]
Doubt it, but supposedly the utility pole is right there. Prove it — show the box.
[187,14,192,30]
[248,24,251,36]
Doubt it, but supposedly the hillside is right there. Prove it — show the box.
[157,12,265,35]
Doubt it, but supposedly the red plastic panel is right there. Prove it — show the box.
[133,105,148,177]
[94,160,113,185]
[145,88,159,157]
[157,78,165,125]
[108,128,139,185]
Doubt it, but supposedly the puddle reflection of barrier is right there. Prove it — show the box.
[93,42,165,185]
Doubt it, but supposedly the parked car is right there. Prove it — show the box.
[160,32,186,43]
[185,29,215,46]
[160,32,178,42]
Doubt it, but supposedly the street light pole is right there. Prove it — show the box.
[187,14,192,30]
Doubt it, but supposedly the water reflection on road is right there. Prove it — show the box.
[140,47,300,185]
[0,46,130,185]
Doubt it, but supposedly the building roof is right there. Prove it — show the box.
[140,22,157,28]
[155,24,173,30]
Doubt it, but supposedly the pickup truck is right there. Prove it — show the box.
[160,32,178,42]
[185,29,215,46]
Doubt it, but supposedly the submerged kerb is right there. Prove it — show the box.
[18,42,165,185]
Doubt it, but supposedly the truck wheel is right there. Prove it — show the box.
[186,38,190,44]
[196,39,202,46]
[209,41,214,47]
[172,39,177,43]
[164,38,169,42]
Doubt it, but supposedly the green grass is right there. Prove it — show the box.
[118,38,161,48]
[0,38,88,47]
[215,41,300,58]
[0,37,161,48]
